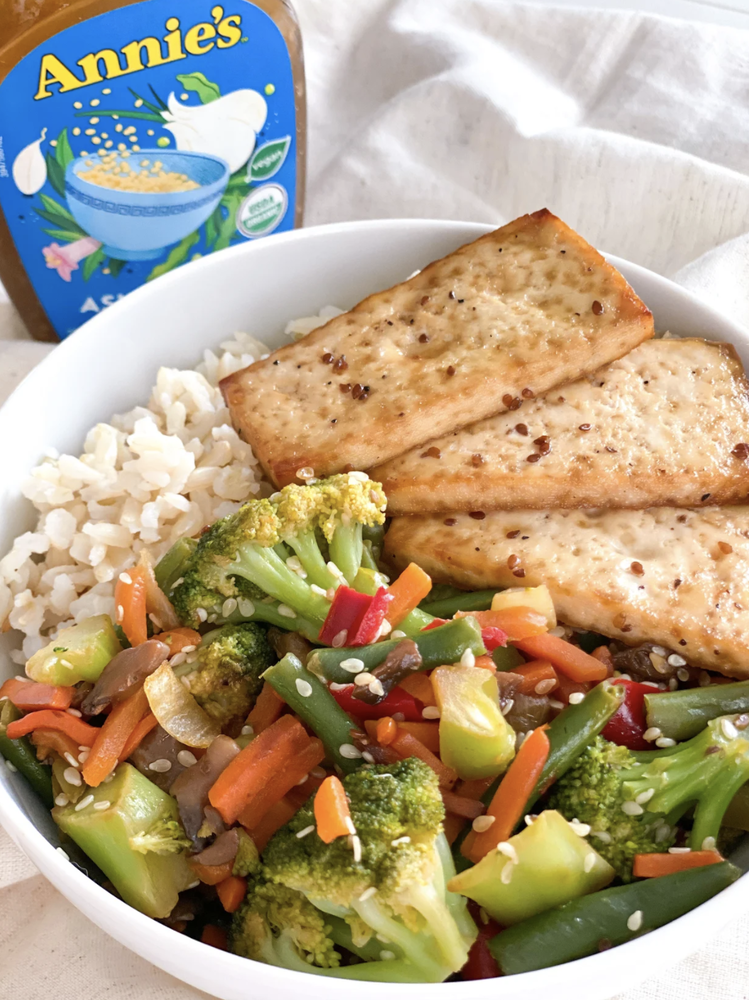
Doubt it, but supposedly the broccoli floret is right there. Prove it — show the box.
[185,623,274,729]
[128,816,192,856]
[233,829,262,878]
[171,474,387,636]
[231,878,342,970]
[548,716,749,881]
[258,758,477,982]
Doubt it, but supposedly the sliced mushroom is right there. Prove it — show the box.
[129,724,195,792]
[171,734,240,845]
[82,639,169,716]
[192,828,240,867]
[610,641,696,684]
[268,627,313,664]
[352,639,422,705]
[504,692,553,734]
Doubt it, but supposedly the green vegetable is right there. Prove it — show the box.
[492,645,525,672]
[154,537,197,594]
[489,861,741,974]
[25,614,121,685]
[53,763,194,918]
[420,589,498,619]
[308,616,486,683]
[548,716,749,880]
[645,681,749,742]
[170,474,387,635]
[432,664,515,779]
[233,829,261,877]
[0,701,53,807]
[448,810,614,924]
[724,782,749,831]
[182,623,274,728]
[262,653,362,774]
[246,758,476,982]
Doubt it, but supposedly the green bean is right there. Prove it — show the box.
[645,681,749,742]
[492,645,525,671]
[262,654,363,773]
[0,701,54,807]
[307,616,485,684]
[420,589,499,619]
[490,862,741,974]
[154,537,197,593]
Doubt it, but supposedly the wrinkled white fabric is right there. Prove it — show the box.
[3,0,749,996]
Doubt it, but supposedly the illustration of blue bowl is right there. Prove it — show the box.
[65,150,230,261]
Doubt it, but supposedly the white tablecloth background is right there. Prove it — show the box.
[3,0,749,995]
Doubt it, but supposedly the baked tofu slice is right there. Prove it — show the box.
[384,508,749,677]
[373,339,749,513]
[221,209,653,487]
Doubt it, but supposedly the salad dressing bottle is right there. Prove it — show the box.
[0,0,306,341]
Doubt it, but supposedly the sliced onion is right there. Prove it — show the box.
[144,661,221,748]
[138,550,181,632]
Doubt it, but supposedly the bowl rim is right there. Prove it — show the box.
[66,149,231,201]
[1,215,748,998]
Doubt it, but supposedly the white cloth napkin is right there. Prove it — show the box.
[4,0,749,996]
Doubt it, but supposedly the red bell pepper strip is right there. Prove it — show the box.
[462,903,502,980]
[421,618,449,631]
[318,586,373,647]
[481,626,508,652]
[602,678,656,751]
[329,683,424,722]
[350,587,393,645]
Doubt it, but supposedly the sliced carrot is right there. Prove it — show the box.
[444,812,468,846]
[29,728,82,763]
[375,717,397,745]
[515,634,608,684]
[510,660,558,696]
[285,769,327,810]
[474,655,497,672]
[396,720,440,752]
[398,672,436,707]
[217,874,247,913]
[115,565,148,646]
[237,737,325,829]
[201,925,228,950]
[458,606,548,642]
[119,711,158,761]
[385,563,432,627]
[457,776,494,800]
[462,725,550,863]
[592,645,615,673]
[390,727,457,789]
[6,709,99,746]
[314,775,353,843]
[633,851,723,878]
[83,687,150,787]
[554,672,590,705]
[189,858,234,886]
[246,682,285,735]
[154,627,203,655]
[209,714,309,825]
[442,790,486,820]
[0,678,75,712]
[244,796,297,851]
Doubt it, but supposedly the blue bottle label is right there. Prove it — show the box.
[0,0,298,338]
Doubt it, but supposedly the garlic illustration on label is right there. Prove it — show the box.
[161,90,268,174]
[12,128,48,196]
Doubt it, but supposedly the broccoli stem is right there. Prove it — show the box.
[221,598,321,641]
[262,653,364,773]
[308,617,486,683]
[327,915,402,963]
[420,589,499,619]
[645,681,749,741]
[229,545,331,626]
[489,862,741,974]
[154,537,197,594]
[329,521,363,585]
[284,529,339,590]
[353,895,450,982]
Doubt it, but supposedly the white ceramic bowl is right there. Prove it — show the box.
[1,219,748,1000]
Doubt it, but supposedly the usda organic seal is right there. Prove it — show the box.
[237,184,288,239]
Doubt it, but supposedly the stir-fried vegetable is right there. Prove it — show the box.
[143,662,221,748]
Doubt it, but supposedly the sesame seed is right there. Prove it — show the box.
[391,630,407,640]
[277,604,297,619]
[238,598,255,617]
[116,604,125,623]
[222,598,238,617]
[295,678,313,698]
[524,814,536,826]
[340,657,365,673]
[359,886,378,901]
[362,751,375,764]
[651,646,667,656]
[63,752,80,768]
[368,679,385,698]
[627,910,643,932]
[329,682,348,692]
[667,654,687,667]
[584,853,597,873]
[668,846,692,854]
[677,668,690,682]
[655,737,676,748]
[148,758,173,773]
[500,862,514,884]
[181,645,197,654]
[568,691,586,705]
[460,649,476,668]
[56,847,69,860]
[67,708,82,718]
[391,836,411,846]
[380,950,396,961]
[569,819,591,837]
[350,834,362,862]
[354,671,375,687]
[655,824,673,843]
[702,836,717,851]
[78,750,90,764]
[75,794,95,811]
[332,630,349,648]
[296,467,315,480]
[496,841,519,863]
[622,800,644,816]
[177,750,198,767]
[472,815,496,833]
[93,800,110,811]
[296,773,309,785]
[296,825,316,839]
[339,743,363,759]
[5,760,17,772]
[195,607,208,623]
[535,678,557,695]
[119,572,133,585]
[63,766,82,786]
[54,793,69,807]
[590,829,612,844]
[643,727,662,742]
[721,718,739,740]
[635,788,655,805]
[310,584,328,597]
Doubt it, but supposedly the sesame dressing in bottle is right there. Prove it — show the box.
[0,0,306,340]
